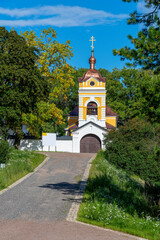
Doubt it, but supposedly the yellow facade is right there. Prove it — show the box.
[97,106,101,120]
[106,117,117,127]
[79,78,105,88]
[83,107,87,120]
[83,97,90,106]
[82,97,90,120]
[94,97,101,106]
[80,95,107,121]
[68,116,117,130]
[66,79,118,133]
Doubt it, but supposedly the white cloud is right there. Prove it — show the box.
[0,5,128,27]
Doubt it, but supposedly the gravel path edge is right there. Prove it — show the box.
[66,153,96,221]
[66,154,146,240]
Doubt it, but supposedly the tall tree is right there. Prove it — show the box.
[105,68,160,123]
[113,0,160,73]
[0,27,49,144]
[21,28,75,135]
[104,117,160,185]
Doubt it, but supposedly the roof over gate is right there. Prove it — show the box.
[72,121,108,133]
[67,105,118,117]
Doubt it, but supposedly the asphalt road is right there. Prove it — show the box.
[0,152,144,240]
[0,152,93,221]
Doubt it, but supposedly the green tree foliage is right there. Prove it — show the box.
[0,27,49,143]
[68,68,87,112]
[113,0,160,73]
[104,117,160,185]
[105,68,160,124]
[21,28,75,109]
[0,140,11,164]
[123,0,160,26]
[21,28,75,135]
[113,27,160,73]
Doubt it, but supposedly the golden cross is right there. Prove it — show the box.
[89,36,96,50]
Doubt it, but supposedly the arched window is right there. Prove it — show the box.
[87,102,97,115]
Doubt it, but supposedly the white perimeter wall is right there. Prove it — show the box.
[56,140,72,152]
[20,139,72,152]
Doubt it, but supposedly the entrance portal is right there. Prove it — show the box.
[80,134,101,153]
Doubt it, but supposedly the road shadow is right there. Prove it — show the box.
[39,181,87,203]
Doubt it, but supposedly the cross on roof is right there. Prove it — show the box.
[89,36,96,51]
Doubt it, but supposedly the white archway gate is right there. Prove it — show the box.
[72,121,108,153]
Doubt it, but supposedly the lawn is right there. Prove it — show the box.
[0,149,46,191]
[78,151,160,240]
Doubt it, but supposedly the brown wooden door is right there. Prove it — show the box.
[80,134,101,153]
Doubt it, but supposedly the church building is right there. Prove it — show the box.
[65,37,118,153]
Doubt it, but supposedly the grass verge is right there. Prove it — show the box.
[77,151,160,240]
[0,149,46,191]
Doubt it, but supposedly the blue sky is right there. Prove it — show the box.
[0,0,145,71]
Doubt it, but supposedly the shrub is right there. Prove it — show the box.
[104,118,160,185]
[78,151,160,240]
[0,140,11,164]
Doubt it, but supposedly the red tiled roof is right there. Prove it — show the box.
[68,105,118,117]
[106,105,118,116]
[106,122,116,129]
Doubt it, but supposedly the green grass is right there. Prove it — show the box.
[77,151,160,240]
[0,149,46,191]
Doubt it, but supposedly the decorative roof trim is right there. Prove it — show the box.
[78,76,106,83]
[72,121,108,133]
[65,122,78,130]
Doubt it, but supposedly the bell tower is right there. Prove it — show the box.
[78,37,106,127]
[65,36,118,153]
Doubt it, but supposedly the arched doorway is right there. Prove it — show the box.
[80,134,101,153]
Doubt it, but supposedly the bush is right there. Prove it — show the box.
[78,151,160,240]
[0,140,11,164]
[104,118,160,185]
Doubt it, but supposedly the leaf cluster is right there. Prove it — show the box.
[114,0,160,73]
[21,28,75,136]
[0,140,11,164]
[113,27,160,73]
[0,27,49,139]
[21,28,75,107]
[123,0,160,26]
[104,117,160,184]
[104,68,160,124]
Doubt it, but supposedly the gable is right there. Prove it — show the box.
[72,121,108,133]
[79,77,105,88]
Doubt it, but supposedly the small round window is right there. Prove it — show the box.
[90,81,95,86]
